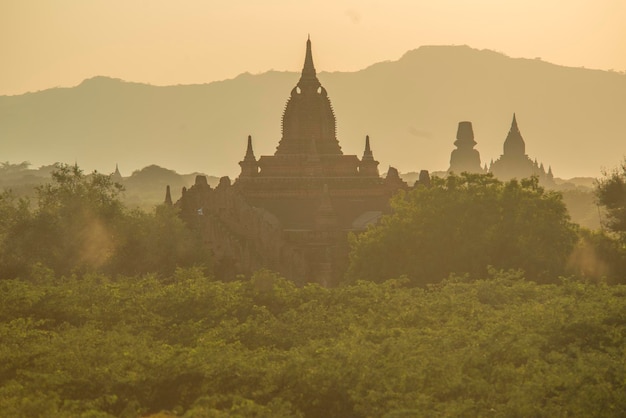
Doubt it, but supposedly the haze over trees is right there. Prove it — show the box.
[0,161,218,211]
[0,164,212,279]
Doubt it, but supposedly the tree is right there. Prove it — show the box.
[596,160,626,236]
[33,164,122,275]
[347,173,578,285]
[0,163,212,279]
[577,160,626,282]
[0,164,124,277]
[106,204,213,277]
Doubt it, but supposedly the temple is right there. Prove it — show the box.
[171,38,414,285]
[489,114,554,183]
[446,115,554,183]
[172,41,557,285]
[448,121,485,174]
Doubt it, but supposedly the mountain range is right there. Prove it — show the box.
[1,45,625,179]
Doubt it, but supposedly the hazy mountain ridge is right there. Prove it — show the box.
[0,162,218,210]
[1,45,625,178]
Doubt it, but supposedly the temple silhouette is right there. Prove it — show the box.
[170,38,555,284]
[171,38,419,285]
[489,114,554,183]
[448,116,554,184]
[448,121,485,174]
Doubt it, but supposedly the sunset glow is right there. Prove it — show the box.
[3,0,625,95]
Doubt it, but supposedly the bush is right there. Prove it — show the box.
[347,173,578,285]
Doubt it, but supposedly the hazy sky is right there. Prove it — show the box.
[2,0,625,96]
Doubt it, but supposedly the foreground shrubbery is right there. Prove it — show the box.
[1,268,625,417]
[3,165,626,416]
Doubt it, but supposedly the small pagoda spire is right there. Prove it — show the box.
[243,135,256,162]
[359,135,380,177]
[164,185,173,206]
[362,135,374,161]
[239,135,258,177]
[111,163,123,182]
[507,113,523,142]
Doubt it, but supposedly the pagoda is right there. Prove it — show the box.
[448,121,484,174]
[489,114,554,184]
[172,38,410,285]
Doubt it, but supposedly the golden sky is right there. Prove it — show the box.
[2,0,625,95]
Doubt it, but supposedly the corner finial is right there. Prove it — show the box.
[243,134,256,161]
[362,135,374,161]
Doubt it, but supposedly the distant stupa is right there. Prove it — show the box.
[448,121,484,174]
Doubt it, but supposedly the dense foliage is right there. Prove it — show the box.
[0,164,211,279]
[568,160,626,281]
[1,269,625,417]
[347,173,579,285]
[3,165,626,416]
[596,160,626,236]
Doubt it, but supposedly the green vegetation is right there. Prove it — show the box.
[3,166,626,416]
[0,164,211,279]
[347,173,579,285]
[1,269,625,417]
[596,160,626,238]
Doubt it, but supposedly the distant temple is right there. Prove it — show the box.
[171,38,418,285]
[448,121,485,174]
[447,115,554,184]
[489,114,554,183]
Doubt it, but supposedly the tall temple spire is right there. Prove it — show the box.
[297,36,321,92]
[503,113,526,157]
[301,36,317,81]
[275,37,341,156]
